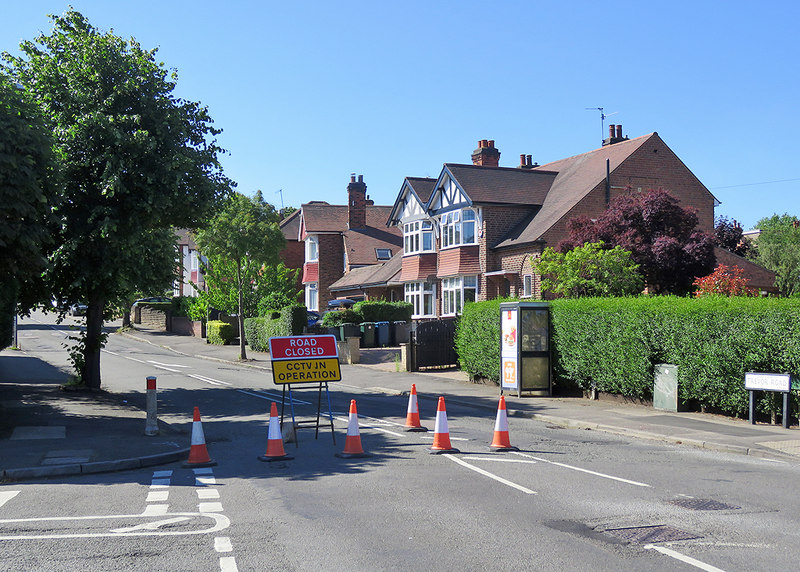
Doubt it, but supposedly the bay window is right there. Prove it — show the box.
[404,282,436,318]
[441,275,478,315]
[403,220,434,254]
[440,209,476,248]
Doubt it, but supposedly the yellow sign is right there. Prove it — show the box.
[272,358,342,384]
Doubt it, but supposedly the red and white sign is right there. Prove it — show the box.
[269,335,338,360]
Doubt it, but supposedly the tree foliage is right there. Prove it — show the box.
[714,215,751,258]
[693,264,757,297]
[559,188,715,295]
[532,241,644,298]
[2,11,232,388]
[194,191,285,359]
[0,73,54,310]
[752,213,800,296]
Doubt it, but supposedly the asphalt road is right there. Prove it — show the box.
[2,316,800,570]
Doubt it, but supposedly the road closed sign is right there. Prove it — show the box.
[268,335,341,384]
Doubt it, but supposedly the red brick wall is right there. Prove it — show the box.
[713,247,778,293]
[279,239,305,293]
[317,234,345,309]
[481,205,538,298]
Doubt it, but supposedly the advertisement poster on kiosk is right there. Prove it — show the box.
[501,307,519,391]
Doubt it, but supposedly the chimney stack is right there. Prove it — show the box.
[518,154,537,169]
[472,139,501,167]
[603,124,630,146]
[347,174,368,229]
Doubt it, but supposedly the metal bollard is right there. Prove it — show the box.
[145,376,159,436]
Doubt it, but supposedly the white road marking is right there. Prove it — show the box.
[193,467,215,475]
[461,456,538,464]
[236,389,312,406]
[142,504,169,516]
[146,491,169,503]
[644,544,727,571]
[511,451,651,487]
[150,478,171,488]
[199,502,224,513]
[148,360,190,368]
[153,470,173,477]
[418,434,470,442]
[197,489,220,499]
[0,491,20,509]
[442,454,537,495]
[215,536,233,552]
[196,476,216,486]
[189,374,233,386]
[0,512,230,540]
[220,556,239,572]
[334,416,404,437]
[110,516,191,533]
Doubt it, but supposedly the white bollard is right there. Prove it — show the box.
[145,376,159,436]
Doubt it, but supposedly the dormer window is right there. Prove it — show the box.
[376,248,392,261]
[305,236,318,262]
[441,208,476,249]
[403,220,434,255]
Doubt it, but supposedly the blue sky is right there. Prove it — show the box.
[3,1,799,230]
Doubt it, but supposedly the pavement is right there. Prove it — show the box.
[3,321,800,482]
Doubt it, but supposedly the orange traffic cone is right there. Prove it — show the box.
[336,400,370,458]
[404,384,428,432]
[429,396,460,454]
[184,406,217,467]
[490,396,519,451]
[258,402,294,462]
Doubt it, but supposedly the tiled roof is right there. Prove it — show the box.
[443,164,557,206]
[406,177,437,203]
[343,225,402,266]
[279,209,301,241]
[494,133,654,248]
[329,252,403,290]
[301,204,348,233]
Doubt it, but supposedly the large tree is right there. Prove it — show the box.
[194,191,285,360]
[751,213,800,296]
[0,73,54,316]
[3,11,231,388]
[714,215,751,258]
[559,188,715,295]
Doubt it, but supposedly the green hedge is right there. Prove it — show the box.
[456,296,800,416]
[207,320,235,345]
[353,300,412,322]
[243,305,306,351]
[322,309,361,327]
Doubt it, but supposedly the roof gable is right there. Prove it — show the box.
[387,177,436,226]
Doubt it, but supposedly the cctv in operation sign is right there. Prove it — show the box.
[268,335,341,384]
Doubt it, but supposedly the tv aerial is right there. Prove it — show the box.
[586,107,618,143]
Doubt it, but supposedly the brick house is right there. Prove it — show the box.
[385,126,775,319]
[285,175,402,311]
[174,229,205,297]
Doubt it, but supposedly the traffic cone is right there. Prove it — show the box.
[429,396,460,454]
[404,384,428,432]
[490,396,519,451]
[183,407,217,467]
[336,400,370,458]
[258,402,294,462]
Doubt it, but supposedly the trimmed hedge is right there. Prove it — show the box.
[243,305,307,351]
[353,300,412,322]
[207,320,235,345]
[456,296,800,416]
[322,309,361,327]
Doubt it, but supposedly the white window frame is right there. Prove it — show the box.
[306,282,318,311]
[404,281,436,318]
[441,275,478,316]
[440,208,477,249]
[305,235,319,262]
[403,220,434,255]
[523,274,532,298]
[376,248,392,261]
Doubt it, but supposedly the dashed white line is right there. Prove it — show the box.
[461,456,538,464]
[150,478,171,488]
[148,360,190,368]
[142,504,169,516]
[146,491,169,502]
[510,451,651,487]
[442,454,537,495]
[196,476,216,486]
[199,502,224,513]
[215,536,233,552]
[334,416,404,437]
[197,489,220,499]
[219,556,239,572]
[644,544,727,571]
[189,374,233,386]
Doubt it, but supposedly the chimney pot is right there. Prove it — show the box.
[609,124,616,138]
[350,174,356,183]
[488,140,495,148]
[520,154,526,167]
[358,174,363,183]
[526,154,532,166]
[616,125,622,139]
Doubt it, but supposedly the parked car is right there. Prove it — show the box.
[133,296,172,306]
[327,298,356,309]
[307,310,320,328]
[68,303,88,316]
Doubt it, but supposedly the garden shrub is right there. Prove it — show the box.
[455,298,514,382]
[207,320,234,345]
[322,309,361,327]
[243,305,307,351]
[353,300,411,322]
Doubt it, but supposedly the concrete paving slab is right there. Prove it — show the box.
[10,426,66,440]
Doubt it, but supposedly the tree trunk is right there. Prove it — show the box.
[237,267,247,361]
[82,298,105,389]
